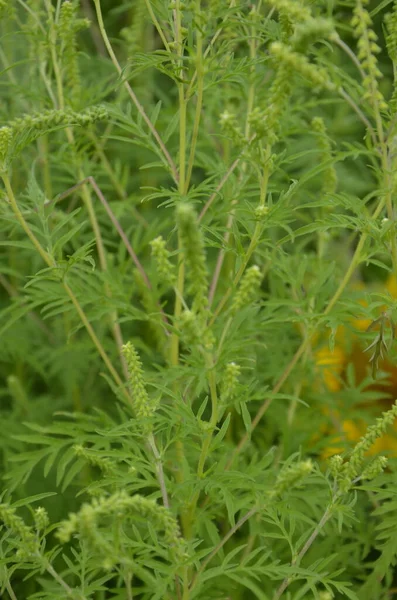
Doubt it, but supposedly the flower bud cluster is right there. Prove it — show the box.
[122,342,157,425]
[219,110,245,147]
[57,492,187,564]
[9,106,108,133]
[328,401,397,492]
[179,309,215,350]
[74,444,115,475]
[0,0,12,19]
[0,106,108,167]
[232,265,262,315]
[385,4,397,111]
[270,459,313,498]
[0,126,12,166]
[34,506,50,532]
[176,202,208,313]
[292,18,335,52]
[121,0,146,57]
[219,361,241,415]
[270,43,336,92]
[58,1,89,108]
[150,236,176,287]
[266,0,311,24]
[311,117,337,195]
[0,503,38,558]
[352,0,387,111]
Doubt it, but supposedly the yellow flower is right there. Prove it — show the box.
[315,345,345,391]
[317,274,397,457]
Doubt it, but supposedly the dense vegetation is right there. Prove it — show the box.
[1,0,397,598]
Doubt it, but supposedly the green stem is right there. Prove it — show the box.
[208,37,257,307]
[93,0,178,183]
[89,131,148,228]
[43,557,88,600]
[272,504,333,600]
[189,505,257,593]
[44,0,64,110]
[170,236,185,367]
[37,136,52,199]
[90,134,126,199]
[2,173,52,265]
[228,188,391,467]
[186,0,237,98]
[176,11,186,192]
[143,0,171,52]
[378,148,397,284]
[184,352,218,538]
[5,577,18,600]
[210,153,270,325]
[198,359,218,475]
[44,0,129,381]
[2,172,125,394]
[185,27,203,192]
[67,286,125,387]
[168,0,190,549]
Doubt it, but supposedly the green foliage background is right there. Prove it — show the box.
[1,0,397,598]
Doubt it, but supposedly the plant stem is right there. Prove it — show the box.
[143,0,171,53]
[2,173,52,265]
[209,151,270,324]
[189,506,257,593]
[63,281,125,390]
[229,184,390,466]
[185,353,219,535]
[186,0,237,99]
[43,3,130,380]
[338,87,377,146]
[168,0,187,372]
[2,172,125,393]
[208,29,257,306]
[4,173,172,515]
[185,25,203,192]
[334,36,366,80]
[147,433,170,508]
[5,578,18,600]
[93,0,178,183]
[272,505,333,600]
[168,0,189,547]
[44,557,88,599]
[56,177,152,290]
[199,151,249,222]
[88,130,148,228]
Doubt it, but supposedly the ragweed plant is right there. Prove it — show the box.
[2,0,397,599]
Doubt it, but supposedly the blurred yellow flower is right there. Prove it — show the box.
[317,274,397,457]
[315,345,345,392]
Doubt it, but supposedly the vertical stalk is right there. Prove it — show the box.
[93,0,178,182]
[44,1,129,379]
[184,352,218,540]
[169,0,190,549]
[169,0,186,372]
[37,136,52,199]
[171,0,188,363]
[185,23,203,191]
